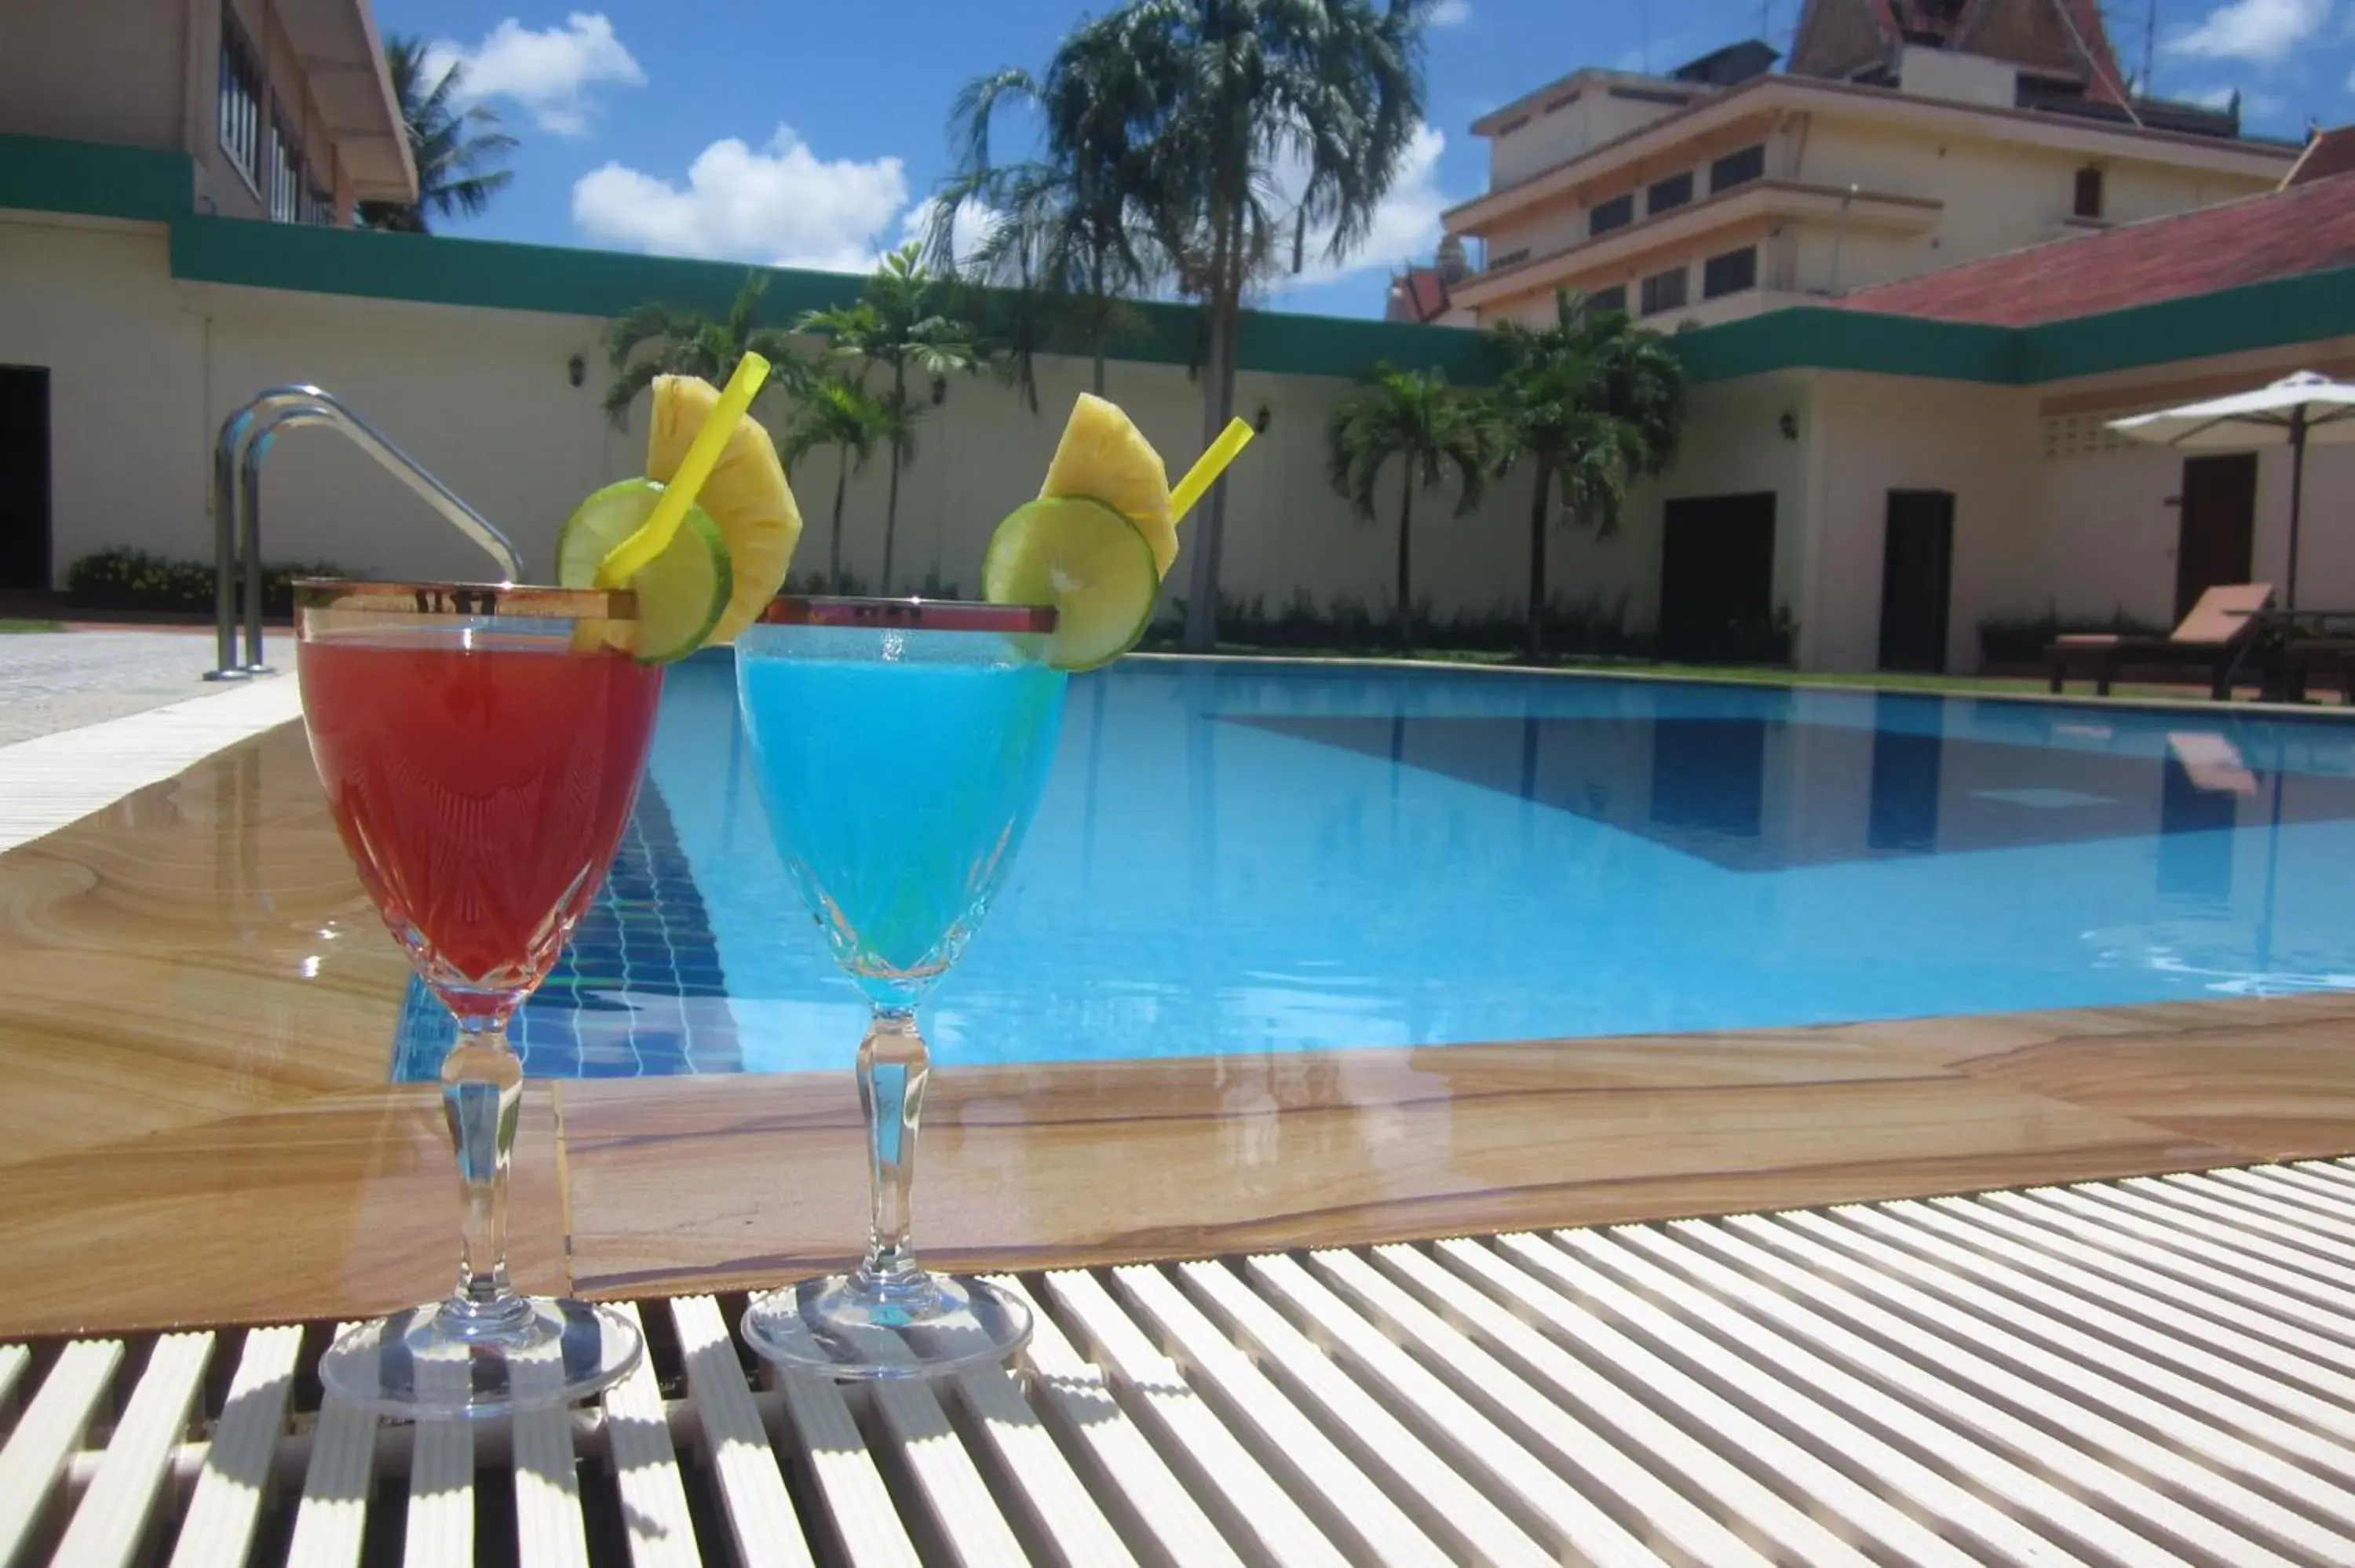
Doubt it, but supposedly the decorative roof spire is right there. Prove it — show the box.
[1789,0,2127,105]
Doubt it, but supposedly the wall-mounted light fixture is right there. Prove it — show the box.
[1778,409,1798,442]
[1254,403,1273,435]
[567,353,586,388]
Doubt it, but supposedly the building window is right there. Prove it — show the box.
[1640,266,1688,315]
[217,15,264,186]
[1648,171,1694,215]
[1711,143,1765,193]
[1584,285,1628,316]
[1590,194,1634,236]
[1543,90,1578,113]
[1496,115,1529,135]
[265,104,303,224]
[1703,246,1758,298]
[1488,247,1530,270]
[300,184,336,225]
[2073,166,2104,219]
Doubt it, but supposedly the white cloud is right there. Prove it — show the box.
[424,13,644,137]
[2163,0,2331,64]
[895,196,1007,272]
[571,128,908,271]
[1429,0,1472,25]
[1266,123,1459,297]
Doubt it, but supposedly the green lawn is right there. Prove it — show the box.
[0,619,64,633]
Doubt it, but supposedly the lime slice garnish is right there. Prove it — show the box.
[558,479,732,663]
[982,494,1159,671]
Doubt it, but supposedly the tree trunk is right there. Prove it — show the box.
[1090,259,1109,397]
[830,452,849,587]
[1395,470,1415,650]
[1524,468,1551,663]
[1182,294,1236,651]
[882,363,907,595]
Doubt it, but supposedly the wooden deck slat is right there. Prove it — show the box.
[1765,1207,2355,1483]
[953,1360,1136,1568]
[169,1325,302,1568]
[1043,1268,1349,1568]
[0,1338,122,1568]
[511,1348,590,1568]
[0,1347,27,1417]
[988,1274,1241,1568]
[53,1332,213,1568]
[1479,1233,2101,1567]
[1948,1191,2355,1376]
[1861,1197,2355,1410]
[284,1325,377,1568]
[1110,1263,1452,1568]
[1561,1226,2240,1566]
[1639,1218,2355,1561]
[1999,1186,2355,1343]
[23,1158,2355,1565]
[599,1303,701,1568]
[1186,1256,1586,1568]
[669,1296,820,1568]
[1424,1236,1986,1568]
[1301,1247,1799,1568]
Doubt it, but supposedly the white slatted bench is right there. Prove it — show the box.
[10,1158,2355,1564]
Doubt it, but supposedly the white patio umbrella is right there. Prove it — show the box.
[2109,370,2355,612]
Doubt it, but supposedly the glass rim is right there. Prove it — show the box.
[760,595,1058,635]
[294,578,638,621]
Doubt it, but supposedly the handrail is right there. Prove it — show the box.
[206,386,523,678]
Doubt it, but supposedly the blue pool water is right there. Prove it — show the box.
[396,655,2355,1078]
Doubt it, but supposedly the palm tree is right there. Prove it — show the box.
[358,36,517,233]
[1489,290,1687,662]
[1326,364,1489,648]
[930,33,1164,400]
[600,271,801,425]
[782,374,889,587]
[798,245,985,593]
[1075,0,1431,651]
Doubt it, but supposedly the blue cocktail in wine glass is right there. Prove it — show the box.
[733,595,1066,1377]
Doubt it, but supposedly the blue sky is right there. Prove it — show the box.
[373,0,2351,319]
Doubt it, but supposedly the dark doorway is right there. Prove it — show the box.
[2175,452,2257,622]
[1659,492,1776,661]
[1877,490,1955,673]
[0,367,50,593]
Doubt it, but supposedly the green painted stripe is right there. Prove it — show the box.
[9,135,2355,393]
[2017,265,2355,384]
[0,133,190,223]
[1673,305,2018,384]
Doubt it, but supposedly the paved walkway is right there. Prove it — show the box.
[0,630,258,745]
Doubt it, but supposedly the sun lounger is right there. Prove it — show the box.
[2046,582,2273,698]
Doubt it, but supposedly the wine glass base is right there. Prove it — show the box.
[742,1272,1032,1380]
[318,1297,643,1418]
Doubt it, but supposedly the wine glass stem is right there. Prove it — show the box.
[440,1016,529,1332]
[854,1006,930,1297]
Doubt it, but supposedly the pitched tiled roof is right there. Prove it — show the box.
[2287,126,2355,188]
[1838,168,2355,325]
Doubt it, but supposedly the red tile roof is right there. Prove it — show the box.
[1388,266,1451,324]
[2287,126,2355,188]
[1838,168,2355,326]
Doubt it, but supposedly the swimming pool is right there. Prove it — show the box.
[395,655,2355,1078]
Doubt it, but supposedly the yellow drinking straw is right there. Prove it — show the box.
[1170,417,1256,523]
[597,351,772,588]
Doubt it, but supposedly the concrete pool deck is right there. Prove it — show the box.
[2,696,2354,1338]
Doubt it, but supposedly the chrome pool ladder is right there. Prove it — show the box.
[206,387,524,679]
